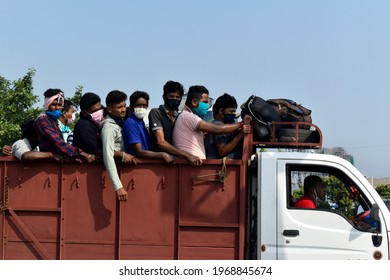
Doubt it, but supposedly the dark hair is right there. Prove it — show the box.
[185,85,209,107]
[21,120,36,140]
[130,91,149,107]
[106,90,127,107]
[304,175,323,195]
[163,80,184,97]
[80,92,101,111]
[44,88,64,98]
[62,100,73,112]
[212,93,237,116]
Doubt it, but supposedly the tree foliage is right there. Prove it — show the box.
[0,69,42,147]
[323,176,358,218]
[375,185,390,199]
[0,70,85,147]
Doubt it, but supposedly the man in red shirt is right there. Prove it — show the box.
[295,175,326,208]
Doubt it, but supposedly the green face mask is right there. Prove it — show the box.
[193,101,209,119]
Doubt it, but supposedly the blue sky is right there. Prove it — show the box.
[1,0,389,178]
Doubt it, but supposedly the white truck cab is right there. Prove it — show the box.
[252,151,390,260]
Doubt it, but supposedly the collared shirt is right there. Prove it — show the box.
[148,105,178,152]
[101,115,124,191]
[34,114,81,157]
[172,105,205,159]
[123,113,150,155]
[58,120,72,144]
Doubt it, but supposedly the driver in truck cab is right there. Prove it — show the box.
[294,175,326,208]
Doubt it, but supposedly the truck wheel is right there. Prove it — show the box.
[276,128,320,143]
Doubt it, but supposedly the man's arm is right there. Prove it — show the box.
[130,142,175,164]
[101,123,127,201]
[21,151,62,162]
[152,129,201,165]
[198,120,243,135]
[215,124,251,157]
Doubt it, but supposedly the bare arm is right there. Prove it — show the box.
[215,124,251,157]
[131,142,175,163]
[198,120,243,134]
[21,151,63,162]
[153,129,202,165]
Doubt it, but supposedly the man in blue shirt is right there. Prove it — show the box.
[122,91,174,163]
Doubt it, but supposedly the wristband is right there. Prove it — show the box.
[88,154,92,159]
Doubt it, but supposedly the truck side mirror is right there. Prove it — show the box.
[370,203,380,223]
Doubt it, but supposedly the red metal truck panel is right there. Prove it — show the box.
[0,158,246,260]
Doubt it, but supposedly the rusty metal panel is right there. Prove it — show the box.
[4,241,58,260]
[179,247,237,260]
[0,158,247,260]
[62,244,116,260]
[180,227,238,248]
[6,161,61,209]
[2,161,61,260]
[120,245,176,260]
[179,162,241,224]
[178,160,243,259]
[119,163,178,259]
[61,163,117,260]
[4,212,59,259]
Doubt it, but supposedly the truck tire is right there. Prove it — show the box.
[276,128,320,143]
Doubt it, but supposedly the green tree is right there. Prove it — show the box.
[67,85,82,111]
[375,185,390,199]
[0,69,42,147]
[0,70,84,147]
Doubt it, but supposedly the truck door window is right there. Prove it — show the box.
[287,166,378,232]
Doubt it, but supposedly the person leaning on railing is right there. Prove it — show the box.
[1,119,62,162]
[33,88,95,163]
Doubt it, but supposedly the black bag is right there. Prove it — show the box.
[240,95,281,141]
[267,98,312,128]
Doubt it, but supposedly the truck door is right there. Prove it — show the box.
[276,160,389,260]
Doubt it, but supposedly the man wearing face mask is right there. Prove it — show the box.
[33,88,95,163]
[73,92,104,155]
[205,93,251,159]
[122,91,175,163]
[148,80,202,166]
[172,85,249,160]
[294,175,326,209]
[58,100,75,144]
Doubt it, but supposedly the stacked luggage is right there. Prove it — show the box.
[240,95,321,147]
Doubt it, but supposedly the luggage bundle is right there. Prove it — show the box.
[240,95,320,145]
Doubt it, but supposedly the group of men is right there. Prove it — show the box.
[2,81,251,202]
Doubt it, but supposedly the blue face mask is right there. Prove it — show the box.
[46,110,62,121]
[224,114,236,124]
[165,98,181,111]
[193,101,209,119]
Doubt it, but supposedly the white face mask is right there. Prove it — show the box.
[133,107,147,120]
